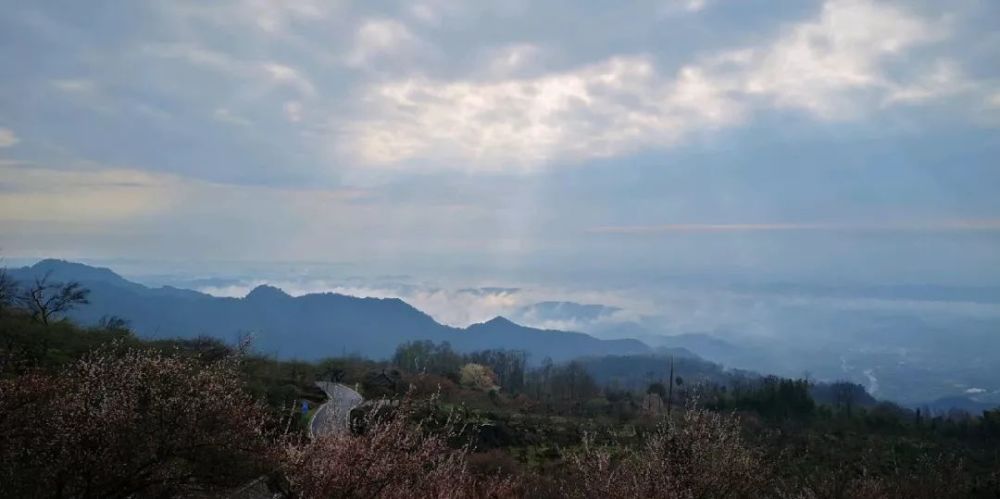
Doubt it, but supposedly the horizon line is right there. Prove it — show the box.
[586,220,1000,234]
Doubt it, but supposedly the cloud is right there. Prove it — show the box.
[883,60,972,105]
[243,0,329,33]
[142,44,317,98]
[409,4,438,24]
[346,18,423,68]
[485,44,543,77]
[346,55,743,171]
[342,0,964,171]
[196,278,651,329]
[404,1,492,27]
[0,165,178,223]
[188,270,1000,339]
[682,0,707,12]
[283,101,303,122]
[167,0,333,35]
[587,221,1000,234]
[0,128,18,148]
[49,78,162,117]
[989,91,1000,108]
[0,157,537,261]
[0,161,367,226]
[196,281,526,326]
[51,79,97,93]
[659,0,709,15]
[741,0,939,118]
[140,43,243,73]
[213,108,252,126]
[260,62,316,97]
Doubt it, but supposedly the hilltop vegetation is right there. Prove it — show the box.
[1,264,997,497]
[2,298,999,498]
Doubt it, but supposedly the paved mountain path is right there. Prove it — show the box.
[309,381,363,438]
[225,382,363,497]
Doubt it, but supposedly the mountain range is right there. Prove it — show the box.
[8,260,650,362]
[8,259,1000,412]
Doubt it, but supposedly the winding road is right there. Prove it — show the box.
[309,381,363,438]
[226,382,363,497]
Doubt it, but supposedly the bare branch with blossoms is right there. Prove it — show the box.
[280,397,522,499]
[562,404,769,499]
[0,343,275,498]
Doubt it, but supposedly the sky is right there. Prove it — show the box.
[2,0,1000,401]
[1,0,999,287]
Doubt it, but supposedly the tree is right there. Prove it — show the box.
[467,349,526,392]
[17,272,90,325]
[667,356,675,415]
[97,315,131,332]
[324,366,346,382]
[549,361,599,400]
[539,357,553,398]
[565,407,767,498]
[392,340,463,376]
[0,265,16,316]
[647,382,667,399]
[460,363,498,391]
[281,399,520,498]
[830,381,865,417]
[0,346,273,497]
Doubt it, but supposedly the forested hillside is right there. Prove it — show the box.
[2,300,998,498]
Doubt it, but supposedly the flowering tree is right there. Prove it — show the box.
[281,399,520,498]
[460,363,499,391]
[0,345,274,498]
[563,407,768,498]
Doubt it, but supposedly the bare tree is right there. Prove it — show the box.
[97,315,131,332]
[17,272,90,325]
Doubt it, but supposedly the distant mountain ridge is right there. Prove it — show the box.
[8,259,651,361]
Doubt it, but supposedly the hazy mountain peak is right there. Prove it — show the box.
[26,259,132,287]
[482,316,517,327]
[245,284,291,301]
